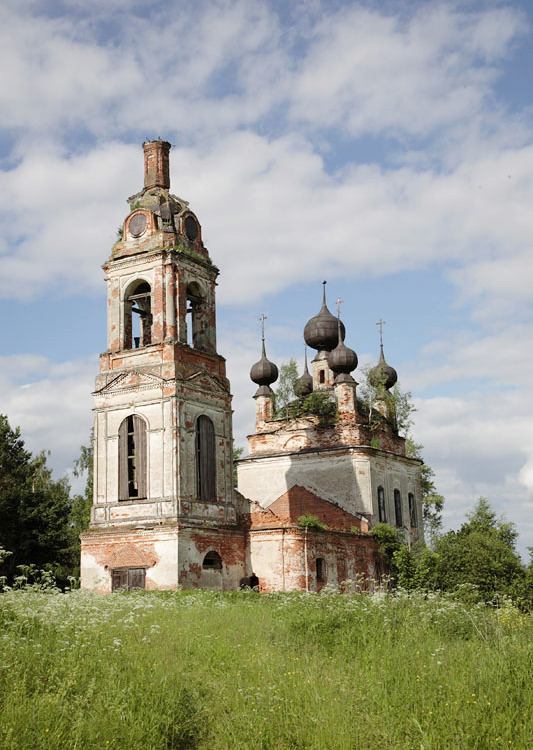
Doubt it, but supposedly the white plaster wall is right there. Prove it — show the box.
[149,537,179,589]
[80,551,109,593]
[248,533,291,591]
[237,451,369,516]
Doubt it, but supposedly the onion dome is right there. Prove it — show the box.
[294,347,313,397]
[328,318,358,379]
[304,281,346,352]
[369,343,398,392]
[250,317,278,396]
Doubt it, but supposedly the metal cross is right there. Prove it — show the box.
[376,318,386,346]
[336,297,344,317]
[259,313,267,340]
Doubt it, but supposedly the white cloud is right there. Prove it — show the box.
[289,4,526,138]
[0,354,95,480]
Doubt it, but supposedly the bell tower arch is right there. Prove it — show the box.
[81,141,245,592]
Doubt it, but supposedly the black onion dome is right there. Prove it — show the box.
[250,340,278,388]
[294,349,313,397]
[304,282,346,352]
[328,320,358,375]
[369,345,398,391]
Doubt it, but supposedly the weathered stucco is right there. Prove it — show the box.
[81,141,421,594]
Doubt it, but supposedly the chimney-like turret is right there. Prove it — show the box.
[143,140,171,189]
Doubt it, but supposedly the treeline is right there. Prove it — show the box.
[0,414,91,586]
[373,497,533,606]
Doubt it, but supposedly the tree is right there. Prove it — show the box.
[274,359,298,417]
[432,497,526,600]
[0,415,75,584]
[68,432,94,575]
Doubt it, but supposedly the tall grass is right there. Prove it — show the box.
[0,587,531,749]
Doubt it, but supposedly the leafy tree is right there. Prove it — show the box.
[274,359,298,417]
[405,438,444,542]
[371,522,402,580]
[68,432,94,575]
[0,415,75,584]
[393,543,439,590]
[298,514,328,531]
[432,497,526,600]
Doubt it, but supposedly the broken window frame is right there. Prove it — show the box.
[118,415,147,501]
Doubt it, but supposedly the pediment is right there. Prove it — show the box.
[95,370,165,394]
[184,370,228,394]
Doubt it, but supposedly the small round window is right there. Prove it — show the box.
[184,215,198,241]
[129,213,147,238]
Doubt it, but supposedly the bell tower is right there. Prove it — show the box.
[81,141,245,592]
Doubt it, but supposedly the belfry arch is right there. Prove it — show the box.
[186,280,206,349]
[124,279,152,349]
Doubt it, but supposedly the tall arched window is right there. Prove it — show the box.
[408,493,417,528]
[377,486,386,522]
[394,489,403,528]
[118,415,147,500]
[196,415,216,501]
[124,280,152,349]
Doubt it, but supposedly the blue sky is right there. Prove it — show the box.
[1,0,532,556]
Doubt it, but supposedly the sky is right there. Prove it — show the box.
[1,0,532,558]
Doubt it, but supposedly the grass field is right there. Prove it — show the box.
[0,586,531,749]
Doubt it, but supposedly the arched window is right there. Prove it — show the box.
[124,280,152,349]
[196,415,216,501]
[118,415,147,500]
[377,486,386,522]
[316,558,326,582]
[202,551,222,570]
[408,493,417,528]
[186,282,205,350]
[394,489,403,528]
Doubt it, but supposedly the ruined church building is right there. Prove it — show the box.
[80,141,422,592]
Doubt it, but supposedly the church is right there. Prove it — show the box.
[80,141,422,593]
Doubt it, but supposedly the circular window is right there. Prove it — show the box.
[184,215,198,241]
[129,213,147,238]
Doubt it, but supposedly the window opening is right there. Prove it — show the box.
[186,282,204,350]
[196,415,216,501]
[408,493,417,528]
[125,281,152,349]
[394,489,403,528]
[111,567,146,591]
[319,370,325,384]
[119,415,147,501]
[202,551,222,570]
[377,486,386,522]
[316,558,326,582]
